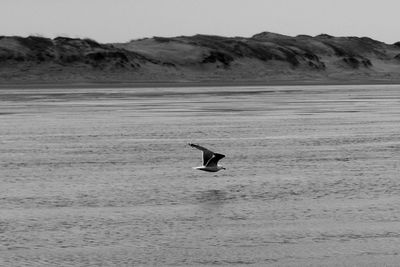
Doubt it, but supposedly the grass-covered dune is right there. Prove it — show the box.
[1,32,400,84]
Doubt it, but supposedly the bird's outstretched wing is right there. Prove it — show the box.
[188,143,214,166]
[205,153,225,167]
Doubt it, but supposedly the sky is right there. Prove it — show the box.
[1,0,399,44]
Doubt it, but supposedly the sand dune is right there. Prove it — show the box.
[1,32,400,84]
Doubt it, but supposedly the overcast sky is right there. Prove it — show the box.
[1,0,399,44]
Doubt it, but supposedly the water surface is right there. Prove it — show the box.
[1,84,400,266]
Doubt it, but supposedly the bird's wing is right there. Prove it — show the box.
[205,153,225,167]
[188,143,214,165]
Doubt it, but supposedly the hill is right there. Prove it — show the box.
[1,32,400,84]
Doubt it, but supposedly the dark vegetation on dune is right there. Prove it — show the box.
[0,32,400,82]
[0,36,156,69]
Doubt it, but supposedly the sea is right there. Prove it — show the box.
[1,84,400,266]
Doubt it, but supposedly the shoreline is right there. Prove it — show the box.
[1,79,400,89]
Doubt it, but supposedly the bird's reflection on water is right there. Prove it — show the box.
[195,189,228,203]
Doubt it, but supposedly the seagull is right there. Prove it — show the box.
[188,143,226,172]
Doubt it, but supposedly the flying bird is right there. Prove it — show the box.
[188,143,226,172]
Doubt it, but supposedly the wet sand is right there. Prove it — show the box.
[1,79,400,90]
[1,84,400,266]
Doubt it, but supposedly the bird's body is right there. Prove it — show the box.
[193,166,224,172]
[188,143,225,172]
